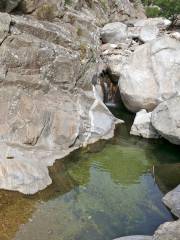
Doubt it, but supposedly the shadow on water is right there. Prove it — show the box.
[0,104,180,240]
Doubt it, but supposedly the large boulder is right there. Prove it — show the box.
[130,109,159,139]
[151,96,180,145]
[119,36,180,112]
[163,185,180,218]
[0,87,120,194]
[101,22,128,44]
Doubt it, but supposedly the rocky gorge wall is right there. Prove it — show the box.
[0,0,146,194]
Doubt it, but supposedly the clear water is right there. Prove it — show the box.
[0,106,180,240]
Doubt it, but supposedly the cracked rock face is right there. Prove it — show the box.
[0,4,125,194]
[119,36,180,112]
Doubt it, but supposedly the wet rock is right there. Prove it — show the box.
[113,236,152,240]
[130,109,159,139]
[153,220,180,240]
[119,37,180,112]
[163,185,180,218]
[151,96,180,145]
[154,164,180,194]
[101,22,128,44]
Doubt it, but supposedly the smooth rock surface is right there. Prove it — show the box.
[119,36,180,112]
[151,96,180,145]
[130,109,159,139]
[153,220,180,240]
[139,24,159,42]
[133,18,171,29]
[101,22,128,44]
[163,185,180,218]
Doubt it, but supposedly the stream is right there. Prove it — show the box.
[0,105,180,240]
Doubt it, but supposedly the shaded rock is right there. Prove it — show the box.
[2,0,21,12]
[154,164,180,194]
[113,236,152,240]
[101,22,128,44]
[130,109,159,139]
[153,220,180,240]
[163,185,180,218]
[119,37,180,112]
[0,13,11,44]
[151,96,180,145]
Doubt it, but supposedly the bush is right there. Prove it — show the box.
[142,0,180,26]
[145,5,160,18]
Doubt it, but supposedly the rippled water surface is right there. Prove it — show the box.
[0,106,180,240]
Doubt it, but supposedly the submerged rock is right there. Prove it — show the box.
[151,96,180,145]
[130,109,159,139]
[113,236,152,240]
[119,36,180,112]
[163,185,180,218]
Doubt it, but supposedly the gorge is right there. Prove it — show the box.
[0,0,179,240]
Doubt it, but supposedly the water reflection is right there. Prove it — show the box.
[0,106,179,240]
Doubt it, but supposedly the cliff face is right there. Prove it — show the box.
[0,0,145,194]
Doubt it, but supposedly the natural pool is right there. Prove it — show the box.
[0,106,180,240]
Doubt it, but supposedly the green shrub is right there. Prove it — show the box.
[145,6,160,18]
[142,0,180,26]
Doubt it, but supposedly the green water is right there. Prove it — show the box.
[0,106,180,240]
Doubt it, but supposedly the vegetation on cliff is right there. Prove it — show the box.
[142,0,180,26]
